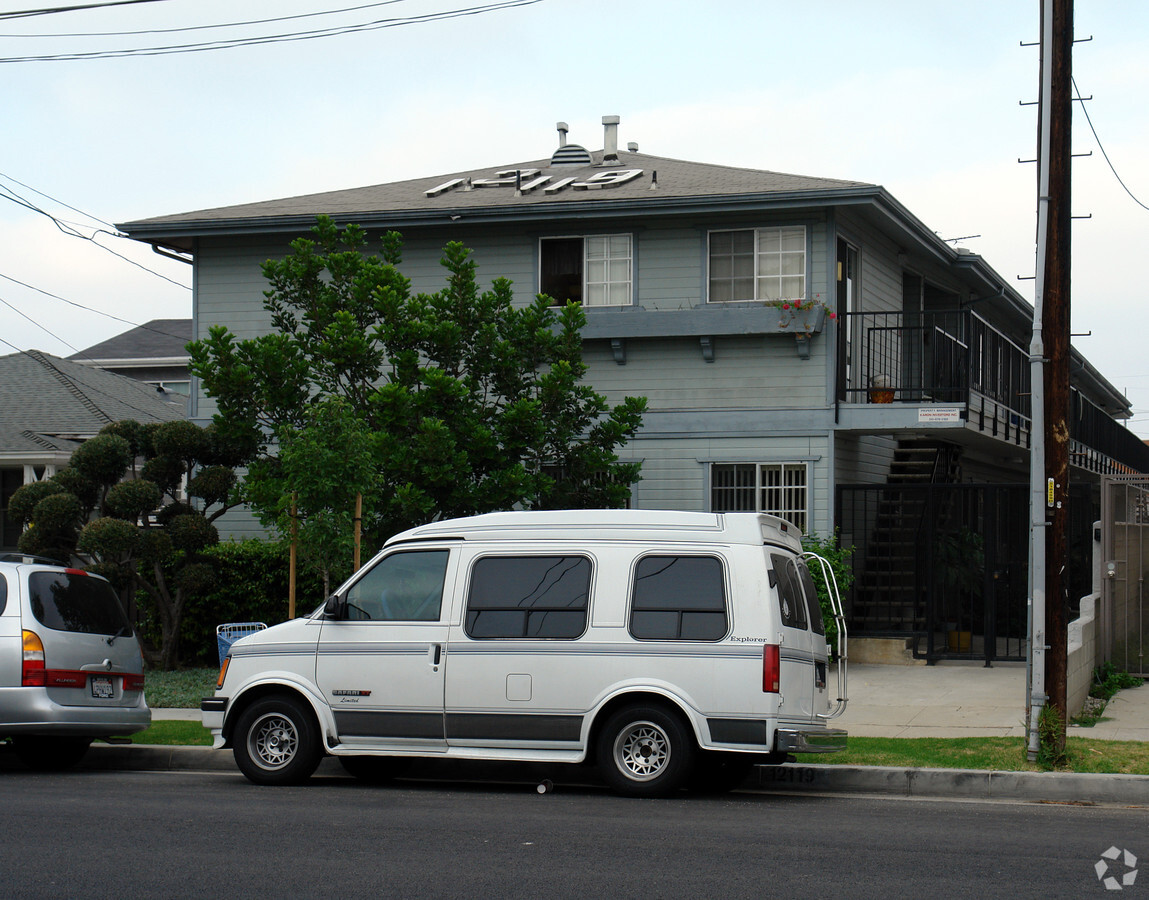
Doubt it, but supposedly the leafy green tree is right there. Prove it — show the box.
[188,215,646,555]
[8,420,247,669]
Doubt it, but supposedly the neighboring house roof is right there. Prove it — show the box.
[68,319,191,366]
[0,350,184,455]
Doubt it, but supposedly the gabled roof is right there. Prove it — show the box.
[68,319,191,364]
[0,350,183,454]
[119,149,876,243]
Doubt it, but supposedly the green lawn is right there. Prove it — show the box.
[794,734,1149,775]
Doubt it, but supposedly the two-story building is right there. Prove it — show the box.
[120,116,1148,665]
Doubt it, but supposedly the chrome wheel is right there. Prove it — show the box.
[613,720,671,782]
[248,712,299,771]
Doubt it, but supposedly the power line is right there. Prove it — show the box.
[0,293,81,354]
[0,178,190,288]
[0,0,544,62]
[3,0,407,37]
[0,271,186,338]
[1073,76,1149,213]
[0,0,173,21]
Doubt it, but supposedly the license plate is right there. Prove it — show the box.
[90,676,114,699]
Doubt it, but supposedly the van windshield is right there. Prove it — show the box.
[29,571,132,637]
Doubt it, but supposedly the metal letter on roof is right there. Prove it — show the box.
[424,178,467,197]
[573,169,644,191]
[472,169,541,188]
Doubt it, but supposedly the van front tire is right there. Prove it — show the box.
[233,696,322,786]
[597,705,695,797]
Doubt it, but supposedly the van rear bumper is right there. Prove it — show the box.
[775,727,847,754]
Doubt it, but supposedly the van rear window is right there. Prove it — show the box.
[771,554,809,630]
[466,556,590,639]
[28,571,131,637]
[630,555,727,641]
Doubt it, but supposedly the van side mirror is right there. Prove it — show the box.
[323,594,347,620]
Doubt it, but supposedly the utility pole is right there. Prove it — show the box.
[1042,0,1072,755]
[1028,0,1072,760]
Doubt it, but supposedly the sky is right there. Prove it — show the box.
[1,0,1147,431]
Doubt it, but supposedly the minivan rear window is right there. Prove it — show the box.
[29,571,131,637]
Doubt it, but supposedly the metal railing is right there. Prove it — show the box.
[837,309,1031,417]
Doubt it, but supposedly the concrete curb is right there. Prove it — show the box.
[753,762,1149,805]
[36,745,1147,805]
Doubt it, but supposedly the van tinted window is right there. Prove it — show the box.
[0,571,6,615]
[28,571,131,636]
[771,554,809,630]
[796,561,826,636]
[630,556,727,641]
[345,550,448,621]
[466,556,590,639]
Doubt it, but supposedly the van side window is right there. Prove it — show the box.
[0,571,6,614]
[630,556,727,641]
[771,554,809,630]
[466,556,591,639]
[796,561,826,636]
[345,550,449,622]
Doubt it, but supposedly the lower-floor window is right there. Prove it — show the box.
[710,462,809,533]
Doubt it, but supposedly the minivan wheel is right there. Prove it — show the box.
[12,736,92,771]
[233,696,322,786]
[596,705,695,797]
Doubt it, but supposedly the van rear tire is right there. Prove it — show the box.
[596,705,695,797]
[232,696,322,786]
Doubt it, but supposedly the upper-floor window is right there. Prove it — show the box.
[540,234,632,307]
[708,226,806,303]
[711,462,809,533]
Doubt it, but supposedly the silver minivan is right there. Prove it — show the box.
[0,556,150,769]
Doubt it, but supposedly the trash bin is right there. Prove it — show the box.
[216,622,267,666]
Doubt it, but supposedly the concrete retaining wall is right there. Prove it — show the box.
[1067,594,1098,716]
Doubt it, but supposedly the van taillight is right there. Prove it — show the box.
[762,643,780,693]
[123,673,145,692]
[22,630,46,687]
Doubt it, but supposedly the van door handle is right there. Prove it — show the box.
[430,643,442,666]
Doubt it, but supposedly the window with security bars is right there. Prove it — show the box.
[708,226,806,303]
[710,463,808,532]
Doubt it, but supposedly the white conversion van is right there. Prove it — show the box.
[203,510,847,796]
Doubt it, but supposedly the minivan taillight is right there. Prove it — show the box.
[22,630,46,686]
[762,643,780,693]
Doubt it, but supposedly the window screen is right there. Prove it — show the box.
[630,556,727,641]
[466,556,590,639]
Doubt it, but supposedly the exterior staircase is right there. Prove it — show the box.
[849,440,962,634]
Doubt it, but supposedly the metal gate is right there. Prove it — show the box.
[838,482,1096,664]
[1100,476,1149,677]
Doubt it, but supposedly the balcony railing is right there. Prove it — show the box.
[836,309,1149,474]
[837,309,1031,441]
